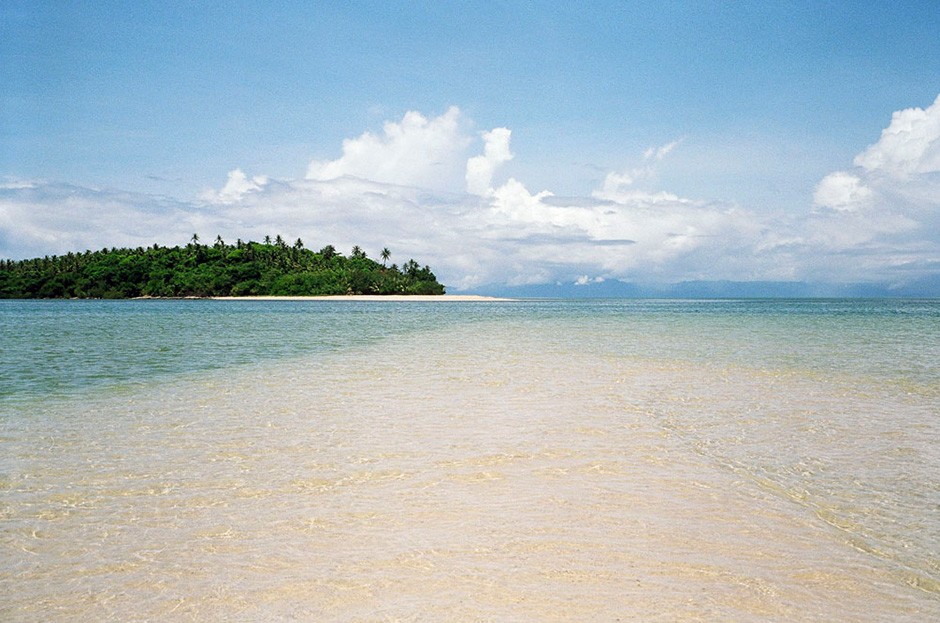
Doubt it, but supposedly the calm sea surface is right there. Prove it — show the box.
[1,299,938,621]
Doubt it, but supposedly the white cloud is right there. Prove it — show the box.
[594,170,634,200]
[0,179,38,190]
[202,169,268,204]
[0,183,211,258]
[305,106,470,191]
[489,177,554,222]
[845,95,940,276]
[644,138,683,161]
[466,127,513,196]
[853,93,940,179]
[595,138,685,203]
[813,171,872,211]
[803,94,940,282]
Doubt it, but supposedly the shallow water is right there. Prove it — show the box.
[1,299,938,620]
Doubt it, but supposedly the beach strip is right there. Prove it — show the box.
[209,294,514,302]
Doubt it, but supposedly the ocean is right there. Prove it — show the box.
[1,298,938,621]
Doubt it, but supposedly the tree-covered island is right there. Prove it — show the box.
[0,236,445,298]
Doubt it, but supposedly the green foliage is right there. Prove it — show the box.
[0,237,446,298]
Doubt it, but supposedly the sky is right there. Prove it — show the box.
[2,1,939,292]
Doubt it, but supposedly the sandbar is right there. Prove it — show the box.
[210,294,514,302]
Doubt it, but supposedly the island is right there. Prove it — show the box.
[0,235,445,298]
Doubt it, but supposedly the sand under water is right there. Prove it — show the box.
[1,299,937,621]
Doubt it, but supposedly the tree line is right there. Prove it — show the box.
[0,235,445,298]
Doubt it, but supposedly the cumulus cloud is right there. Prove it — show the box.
[594,170,635,200]
[467,140,763,285]
[800,93,940,283]
[202,168,268,204]
[466,127,513,196]
[4,99,939,291]
[813,171,872,211]
[305,106,470,191]
[853,93,940,179]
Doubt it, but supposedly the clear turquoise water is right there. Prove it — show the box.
[1,298,938,620]
[0,299,458,403]
[3,298,937,402]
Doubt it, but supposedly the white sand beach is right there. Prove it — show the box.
[210,294,514,301]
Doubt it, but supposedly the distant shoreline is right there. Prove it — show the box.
[207,294,515,302]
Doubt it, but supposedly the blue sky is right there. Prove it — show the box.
[2,1,939,292]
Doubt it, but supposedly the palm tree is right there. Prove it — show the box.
[190,234,202,261]
[381,247,391,267]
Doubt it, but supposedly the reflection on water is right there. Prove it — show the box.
[1,302,939,621]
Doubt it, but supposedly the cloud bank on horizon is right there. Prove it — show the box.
[2,95,939,291]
